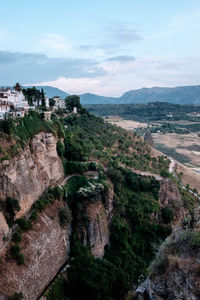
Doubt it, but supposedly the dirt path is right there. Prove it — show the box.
[59,171,99,186]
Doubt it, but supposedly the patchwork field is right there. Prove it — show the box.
[152,132,200,171]
[110,118,200,192]
[110,119,148,130]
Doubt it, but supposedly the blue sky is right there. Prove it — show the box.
[1,0,200,95]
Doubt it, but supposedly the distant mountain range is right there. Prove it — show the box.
[80,85,200,105]
[4,84,200,105]
[29,86,69,99]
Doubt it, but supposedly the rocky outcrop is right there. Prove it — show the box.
[144,130,154,147]
[135,232,200,300]
[0,200,71,300]
[159,178,188,223]
[85,200,110,258]
[0,132,64,219]
[75,182,114,259]
[0,212,10,248]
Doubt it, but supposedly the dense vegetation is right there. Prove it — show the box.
[45,163,172,300]
[0,102,174,299]
[0,111,64,161]
[86,102,200,123]
[59,112,169,175]
[45,109,172,300]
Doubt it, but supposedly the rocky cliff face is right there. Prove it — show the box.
[85,200,110,258]
[0,200,71,300]
[159,178,189,224]
[75,182,114,259]
[134,227,200,300]
[0,212,10,249]
[0,132,64,219]
[134,179,198,300]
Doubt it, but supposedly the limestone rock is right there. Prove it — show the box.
[0,201,71,300]
[0,132,64,219]
[0,212,10,249]
[85,200,110,258]
[159,178,188,223]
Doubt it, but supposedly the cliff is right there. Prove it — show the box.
[0,132,64,219]
[0,110,198,299]
[135,227,200,300]
[0,200,71,299]
[159,178,189,224]
[134,178,200,300]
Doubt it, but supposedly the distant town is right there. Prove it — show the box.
[0,83,74,120]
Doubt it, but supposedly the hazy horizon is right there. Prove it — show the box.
[1,0,200,96]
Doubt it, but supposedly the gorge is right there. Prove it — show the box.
[0,107,199,300]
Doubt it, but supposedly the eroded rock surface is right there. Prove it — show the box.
[159,178,188,223]
[85,200,110,258]
[0,132,64,218]
[0,201,71,300]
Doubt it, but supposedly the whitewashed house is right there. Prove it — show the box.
[53,96,65,109]
[0,88,29,119]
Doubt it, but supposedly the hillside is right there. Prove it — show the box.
[79,93,116,104]
[80,85,200,105]
[29,86,69,98]
[0,107,199,300]
[81,85,200,104]
[119,85,200,104]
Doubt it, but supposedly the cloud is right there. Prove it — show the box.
[39,56,200,96]
[0,51,107,85]
[39,34,72,51]
[1,50,200,97]
[79,45,95,51]
[106,22,143,43]
[78,23,143,56]
[106,55,136,62]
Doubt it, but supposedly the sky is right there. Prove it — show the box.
[1,0,200,96]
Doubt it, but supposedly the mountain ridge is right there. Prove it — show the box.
[38,84,200,105]
[2,84,200,104]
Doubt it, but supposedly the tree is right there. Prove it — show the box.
[49,98,56,108]
[14,83,22,92]
[41,88,46,107]
[22,87,42,106]
[65,95,82,112]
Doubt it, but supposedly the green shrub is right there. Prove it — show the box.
[6,197,21,217]
[16,217,32,232]
[161,207,174,224]
[8,292,23,300]
[33,199,46,212]
[65,161,88,175]
[10,244,21,257]
[10,244,25,265]
[88,161,98,171]
[59,206,72,227]
[12,231,22,243]
[182,230,200,248]
[17,253,25,265]
[30,210,38,222]
[51,186,64,201]
[57,140,65,157]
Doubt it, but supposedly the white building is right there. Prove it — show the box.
[53,96,65,109]
[0,88,29,119]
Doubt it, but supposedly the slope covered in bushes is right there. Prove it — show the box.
[59,111,170,175]
[45,111,173,300]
